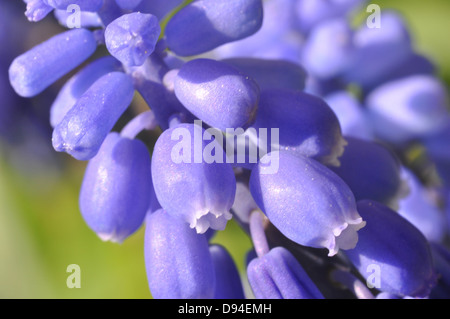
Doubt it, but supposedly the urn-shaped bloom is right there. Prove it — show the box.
[173,58,260,132]
[151,123,236,233]
[144,209,215,299]
[248,88,347,167]
[52,72,135,160]
[250,150,365,256]
[344,200,437,298]
[247,247,324,299]
[79,132,153,243]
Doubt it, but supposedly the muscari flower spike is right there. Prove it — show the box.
[250,150,366,256]
[144,208,215,299]
[79,132,153,243]
[151,123,236,234]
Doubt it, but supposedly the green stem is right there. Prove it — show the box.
[159,0,195,40]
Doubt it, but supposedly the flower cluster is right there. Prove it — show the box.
[7,0,450,299]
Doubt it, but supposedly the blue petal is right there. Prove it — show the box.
[79,132,152,243]
[344,200,437,298]
[247,247,324,299]
[144,209,215,299]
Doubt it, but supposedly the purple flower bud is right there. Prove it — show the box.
[105,12,161,67]
[151,123,236,234]
[344,200,437,298]
[210,244,246,299]
[247,247,324,299]
[114,0,142,10]
[231,173,259,228]
[144,209,215,299]
[301,18,353,79]
[343,11,412,90]
[45,0,103,11]
[135,0,184,20]
[53,10,102,28]
[328,137,406,209]
[52,72,134,160]
[79,132,152,243]
[174,59,260,132]
[324,91,374,141]
[165,0,263,56]
[397,168,447,242]
[429,243,450,298]
[9,28,97,97]
[250,88,347,167]
[366,75,450,144]
[212,0,301,62]
[250,151,365,256]
[50,56,122,128]
[24,0,53,22]
[221,58,307,91]
[296,0,365,34]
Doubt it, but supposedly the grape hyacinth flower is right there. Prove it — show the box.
[52,72,135,160]
[105,12,161,67]
[165,0,264,56]
[5,0,450,301]
[328,136,407,209]
[79,132,153,243]
[344,200,437,298]
[50,56,122,127]
[9,28,97,97]
[173,58,260,132]
[250,150,366,256]
[151,123,236,234]
[144,209,215,299]
[248,88,347,167]
[210,244,246,299]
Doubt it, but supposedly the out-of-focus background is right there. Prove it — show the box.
[0,0,449,298]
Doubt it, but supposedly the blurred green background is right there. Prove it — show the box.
[0,0,449,299]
